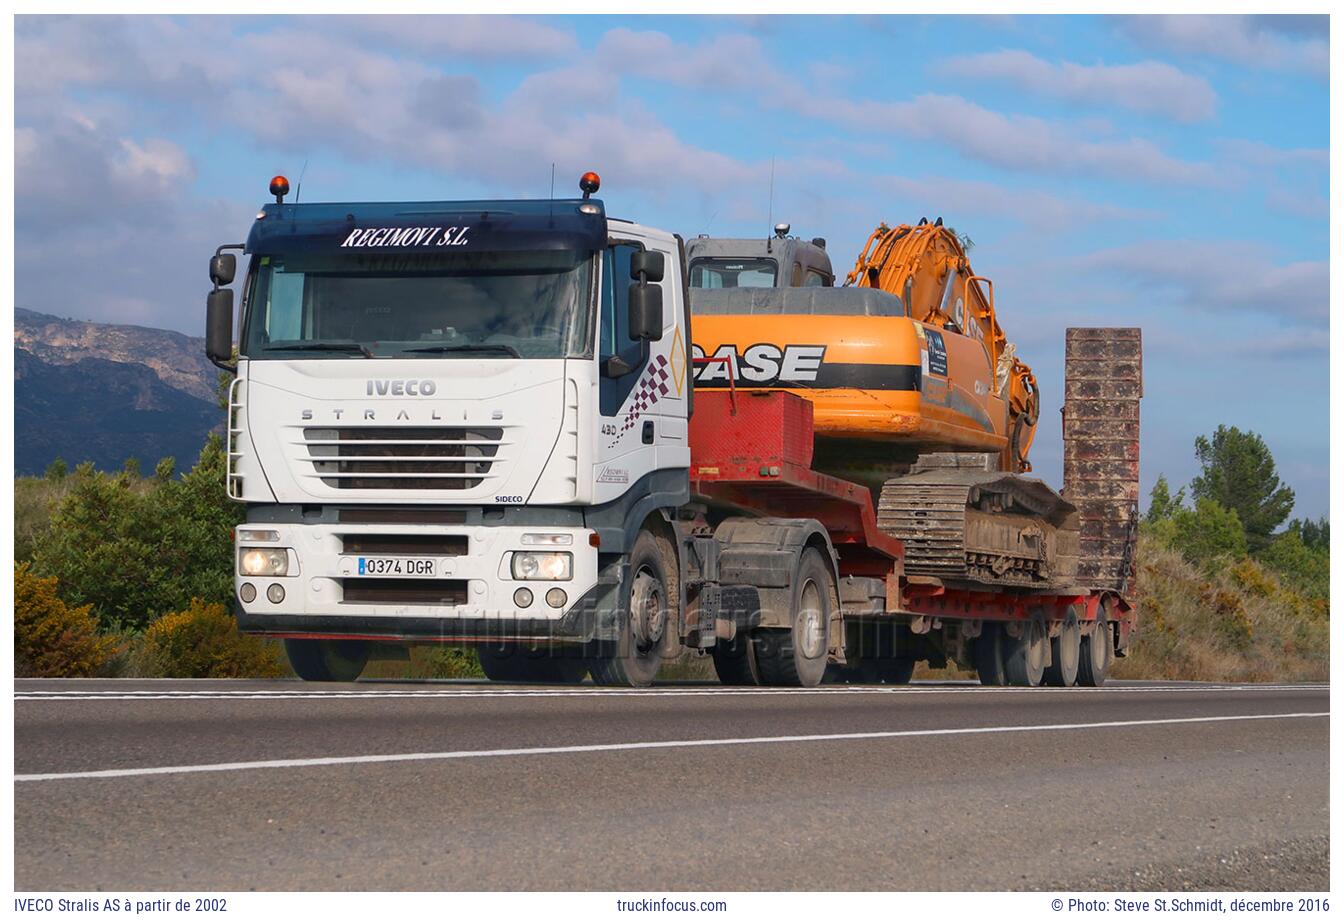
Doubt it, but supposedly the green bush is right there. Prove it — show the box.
[136,599,285,678]
[1171,498,1247,568]
[31,436,243,630]
[15,563,120,677]
[1258,529,1329,602]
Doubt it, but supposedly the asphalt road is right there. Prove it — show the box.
[14,678,1329,891]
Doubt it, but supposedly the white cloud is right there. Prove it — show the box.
[938,49,1217,122]
[338,15,577,59]
[871,174,1154,230]
[595,28,776,92]
[1076,240,1327,326]
[1119,15,1328,79]
[814,92,1223,186]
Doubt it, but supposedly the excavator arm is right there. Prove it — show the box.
[845,220,1039,472]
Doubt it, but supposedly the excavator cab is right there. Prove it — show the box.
[687,224,834,289]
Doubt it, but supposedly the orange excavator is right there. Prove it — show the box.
[687,219,1080,590]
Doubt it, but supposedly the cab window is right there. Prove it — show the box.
[689,258,777,289]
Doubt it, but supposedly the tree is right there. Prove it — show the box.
[1172,499,1248,566]
[1146,474,1185,522]
[1190,426,1293,551]
[44,458,67,481]
[1289,516,1329,552]
[1260,529,1329,601]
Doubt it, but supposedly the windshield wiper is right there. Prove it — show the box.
[402,344,522,358]
[266,342,373,358]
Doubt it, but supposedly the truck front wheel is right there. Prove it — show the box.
[284,638,370,682]
[588,529,677,688]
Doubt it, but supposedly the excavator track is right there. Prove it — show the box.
[877,454,1080,590]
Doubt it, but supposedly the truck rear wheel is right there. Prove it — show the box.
[1044,608,1081,687]
[589,529,677,688]
[712,631,760,685]
[974,624,1007,686]
[284,638,370,682]
[1077,607,1113,687]
[1003,616,1047,687]
[752,547,832,687]
[477,644,588,684]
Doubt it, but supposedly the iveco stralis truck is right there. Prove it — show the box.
[208,173,1140,688]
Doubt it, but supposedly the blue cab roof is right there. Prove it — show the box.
[246,198,607,256]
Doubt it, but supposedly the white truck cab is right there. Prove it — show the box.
[207,173,694,684]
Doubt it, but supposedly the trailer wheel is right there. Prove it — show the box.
[974,624,1007,686]
[1003,616,1047,687]
[1077,605,1113,687]
[588,529,676,688]
[712,631,760,685]
[1044,608,1081,687]
[477,644,588,684]
[284,638,370,682]
[753,547,832,687]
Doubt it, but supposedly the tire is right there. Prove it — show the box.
[284,638,370,682]
[712,630,760,685]
[589,529,678,688]
[1003,616,1047,687]
[477,644,588,684]
[753,547,832,687]
[1077,607,1113,687]
[1044,608,1081,687]
[974,623,1007,686]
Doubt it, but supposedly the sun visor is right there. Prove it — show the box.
[246,199,607,256]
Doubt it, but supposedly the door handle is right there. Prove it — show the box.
[642,421,655,444]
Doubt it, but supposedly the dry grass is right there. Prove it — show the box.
[1114,534,1328,682]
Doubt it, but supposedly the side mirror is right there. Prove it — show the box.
[206,289,234,364]
[628,283,663,342]
[209,253,236,286]
[630,250,665,283]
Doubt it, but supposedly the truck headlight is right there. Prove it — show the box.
[240,548,289,577]
[511,551,572,581]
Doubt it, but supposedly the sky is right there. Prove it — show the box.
[12,14,1331,518]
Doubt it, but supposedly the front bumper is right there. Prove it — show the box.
[234,519,620,643]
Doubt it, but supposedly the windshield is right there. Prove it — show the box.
[241,250,595,359]
[689,257,777,289]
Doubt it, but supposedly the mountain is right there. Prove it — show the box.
[14,310,224,476]
[15,308,219,403]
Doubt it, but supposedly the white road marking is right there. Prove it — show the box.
[14,711,1327,783]
[12,684,1328,702]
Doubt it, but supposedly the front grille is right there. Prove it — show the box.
[341,534,468,556]
[341,578,468,606]
[303,427,504,490]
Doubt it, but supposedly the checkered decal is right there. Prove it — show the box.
[609,354,670,448]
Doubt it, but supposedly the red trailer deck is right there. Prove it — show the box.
[686,328,1141,685]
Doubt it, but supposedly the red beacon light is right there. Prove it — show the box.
[579,171,601,199]
[269,175,290,204]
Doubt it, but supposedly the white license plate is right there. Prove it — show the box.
[356,556,438,577]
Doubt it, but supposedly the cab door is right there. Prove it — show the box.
[592,234,689,504]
